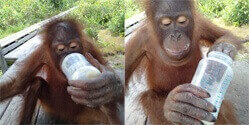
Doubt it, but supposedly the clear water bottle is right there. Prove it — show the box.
[61,53,101,81]
[191,51,234,125]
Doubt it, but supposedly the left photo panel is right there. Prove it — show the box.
[0,0,124,124]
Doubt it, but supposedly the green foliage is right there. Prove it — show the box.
[0,0,77,39]
[48,0,78,10]
[125,0,142,19]
[107,12,125,36]
[96,30,124,55]
[71,0,124,38]
[198,0,227,18]
[222,0,249,26]
[198,0,249,26]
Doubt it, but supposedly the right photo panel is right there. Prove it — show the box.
[125,0,249,125]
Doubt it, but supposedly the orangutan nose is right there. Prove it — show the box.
[170,32,181,41]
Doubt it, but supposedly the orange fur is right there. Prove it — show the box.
[125,0,241,124]
[0,19,121,124]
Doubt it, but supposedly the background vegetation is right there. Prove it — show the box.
[125,0,142,19]
[198,0,249,26]
[70,0,124,38]
[0,0,78,39]
[0,0,124,69]
[125,0,249,27]
[68,0,124,68]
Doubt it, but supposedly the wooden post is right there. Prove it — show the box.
[0,46,8,73]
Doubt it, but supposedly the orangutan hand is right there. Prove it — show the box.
[164,84,217,125]
[67,53,123,107]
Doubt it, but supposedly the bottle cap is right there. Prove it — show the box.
[208,51,233,66]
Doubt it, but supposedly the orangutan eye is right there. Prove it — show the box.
[57,44,65,52]
[161,17,172,27]
[70,42,78,49]
[177,16,189,25]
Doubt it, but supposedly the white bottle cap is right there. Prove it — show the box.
[208,51,233,66]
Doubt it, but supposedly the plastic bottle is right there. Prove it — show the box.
[61,53,101,80]
[191,51,234,125]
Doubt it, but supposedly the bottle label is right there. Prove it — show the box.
[204,61,226,83]
[194,60,232,118]
[65,55,82,68]
[61,53,101,80]
[71,66,101,80]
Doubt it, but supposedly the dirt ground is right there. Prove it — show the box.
[225,60,249,124]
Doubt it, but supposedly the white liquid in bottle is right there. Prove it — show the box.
[61,53,101,80]
[191,51,234,125]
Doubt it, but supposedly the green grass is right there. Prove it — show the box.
[93,29,124,69]
[125,0,142,19]
[0,23,30,39]
[0,0,78,39]
[198,0,249,26]
[69,0,124,38]
[97,30,124,55]
[67,0,125,69]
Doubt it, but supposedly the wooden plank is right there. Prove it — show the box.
[4,35,42,60]
[125,33,133,44]
[0,99,12,119]
[0,6,78,48]
[0,47,8,73]
[32,100,41,124]
[0,96,40,124]
[2,30,38,55]
[125,20,144,36]
[125,12,146,43]
[0,46,9,119]
[125,12,145,29]
[125,72,148,125]
[0,96,23,124]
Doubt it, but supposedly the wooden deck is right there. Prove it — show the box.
[125,12,146,43]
